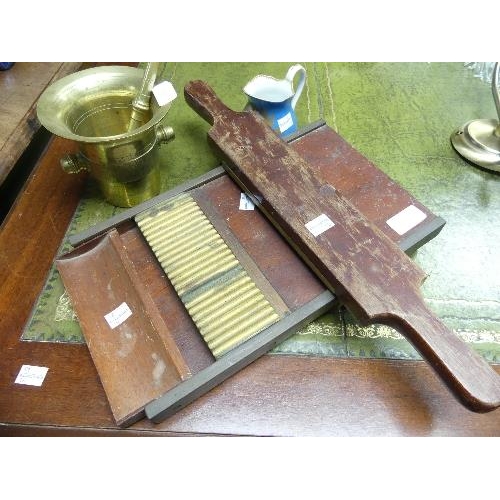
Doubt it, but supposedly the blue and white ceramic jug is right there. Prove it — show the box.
[243,64,306,137]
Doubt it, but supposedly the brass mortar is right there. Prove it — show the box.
[37,65,174,207]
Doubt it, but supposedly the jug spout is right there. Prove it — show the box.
[243,74,294,104]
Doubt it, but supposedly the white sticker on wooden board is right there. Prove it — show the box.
[386,205,427,235]
[15,365,49,387]
[239,192,255,210]
[305,214,335,237]
[104,302,132,329]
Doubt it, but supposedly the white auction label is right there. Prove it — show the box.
[386,205,427,235]
[305,214,335,237]
[104,302,132,329]
[15,365,49,387]
[277,112,293,133]
[239,192,255,210]
[152,81,177,106]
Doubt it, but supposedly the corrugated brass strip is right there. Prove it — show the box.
[148,207,206,242]
[168,247,232,281]
[202,293,269,341]
[196,286,261,329]
[172,253,236,291]
[137,195,193,230]
[210,313,280,359]
[187,275,252,316]
[154,228,219,262]
[168,238,230,276]
[157,231,222,269]
[136,193,282,358]
[145,216,212,252]
[204,302,277,345]
[139,203,202,235]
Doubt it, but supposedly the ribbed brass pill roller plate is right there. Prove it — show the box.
[135,193,283,358]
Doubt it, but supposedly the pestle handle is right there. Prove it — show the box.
[128,62,159,132]
[184,80,234,126]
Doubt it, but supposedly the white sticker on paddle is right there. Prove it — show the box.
[104,302,132,329]
[305,214,335,237]
[386,205,427,235]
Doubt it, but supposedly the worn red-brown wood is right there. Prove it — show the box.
[289,123,444,253]
[0,63,82,185]
[184,80,500,413]
[56,229,191,427]
[57,175,329,425]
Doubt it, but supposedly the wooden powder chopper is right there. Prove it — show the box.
[57,112,448,426]
[58,78,498,426]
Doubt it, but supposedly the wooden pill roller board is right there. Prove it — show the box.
[183,79,500,415]
[58,114,447,427]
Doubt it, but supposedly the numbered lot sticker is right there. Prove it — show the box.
[152,81,177,106]
[15,365,49,387]
[305,214,335,237]
[277,113,293,133]
[386,205,427,235]
[104,302,132,329]
[239,192,255,210]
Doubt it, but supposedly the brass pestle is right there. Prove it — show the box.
[128,62,160,131]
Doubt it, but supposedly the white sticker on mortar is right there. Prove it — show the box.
[152,81,177,106]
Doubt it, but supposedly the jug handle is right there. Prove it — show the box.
[286,64,306,110]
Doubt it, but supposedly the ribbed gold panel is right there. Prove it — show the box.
[135,193,280,358]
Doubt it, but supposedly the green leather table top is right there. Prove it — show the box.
[23,62,500,363]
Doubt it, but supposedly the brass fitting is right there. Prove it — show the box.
[156,125,175,144]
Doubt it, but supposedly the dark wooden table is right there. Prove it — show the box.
[0,62,81,186]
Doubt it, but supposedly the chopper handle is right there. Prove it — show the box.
[184,80,233,126]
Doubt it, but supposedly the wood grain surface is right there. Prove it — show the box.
[289,123,445,254]
[184,80,500,413]
[0,62,81,184]
[57,229,190,427]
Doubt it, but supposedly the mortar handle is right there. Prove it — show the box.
[184,80,233,126]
